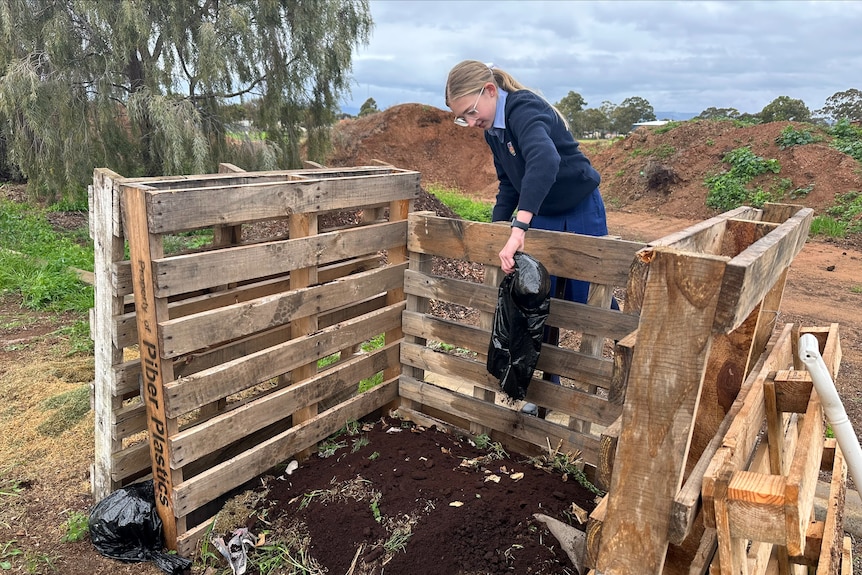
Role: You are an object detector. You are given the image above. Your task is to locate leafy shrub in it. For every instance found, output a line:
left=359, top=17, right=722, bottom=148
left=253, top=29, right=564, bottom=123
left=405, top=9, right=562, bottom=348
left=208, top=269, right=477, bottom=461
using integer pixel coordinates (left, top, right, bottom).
left=775, top=125, right=820, bottom=149
left=829, top=119, right=862, bottom=162
left=705, top=147, right=781, bottom=211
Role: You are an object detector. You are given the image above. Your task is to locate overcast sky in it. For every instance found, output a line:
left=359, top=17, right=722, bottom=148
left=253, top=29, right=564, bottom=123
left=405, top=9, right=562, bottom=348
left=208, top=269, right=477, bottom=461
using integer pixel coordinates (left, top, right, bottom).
left=342, top=0, right=862, bottom=118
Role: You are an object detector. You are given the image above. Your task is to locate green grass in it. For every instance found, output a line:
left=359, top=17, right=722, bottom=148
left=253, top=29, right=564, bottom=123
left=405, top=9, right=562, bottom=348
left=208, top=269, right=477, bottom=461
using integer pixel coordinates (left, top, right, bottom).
left=0, top=197, right=95, bottom=315
left=426, top=184, right=492, bottom=222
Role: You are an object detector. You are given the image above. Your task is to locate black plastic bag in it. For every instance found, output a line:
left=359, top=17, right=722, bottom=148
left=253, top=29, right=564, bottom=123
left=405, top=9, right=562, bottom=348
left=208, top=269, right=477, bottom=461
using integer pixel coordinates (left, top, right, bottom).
left=486, top=252, right=551, bottom=401
left=89, top=480, right=191, bottom=575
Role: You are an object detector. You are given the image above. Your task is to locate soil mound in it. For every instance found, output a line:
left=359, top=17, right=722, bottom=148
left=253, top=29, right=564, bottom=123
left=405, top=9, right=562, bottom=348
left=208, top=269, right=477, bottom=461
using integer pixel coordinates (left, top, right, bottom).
left=329, top=105, right=862, bottom=224
left=329, top=103, right=498, bottom=198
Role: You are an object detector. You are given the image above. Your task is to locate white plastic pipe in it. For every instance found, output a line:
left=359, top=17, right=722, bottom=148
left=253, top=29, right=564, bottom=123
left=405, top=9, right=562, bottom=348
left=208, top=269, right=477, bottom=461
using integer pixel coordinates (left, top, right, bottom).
left=799, top=333, right=862, bottom=491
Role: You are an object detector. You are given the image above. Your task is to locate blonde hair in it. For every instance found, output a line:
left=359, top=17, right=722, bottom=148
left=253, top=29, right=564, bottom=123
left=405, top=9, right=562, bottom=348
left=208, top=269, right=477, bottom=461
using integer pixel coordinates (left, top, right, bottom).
left=445, top=60, right=568, bottom=128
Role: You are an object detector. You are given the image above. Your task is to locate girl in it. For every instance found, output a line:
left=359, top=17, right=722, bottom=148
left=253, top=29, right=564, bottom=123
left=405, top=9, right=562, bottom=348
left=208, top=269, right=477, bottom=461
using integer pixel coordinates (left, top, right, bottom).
left=446, top=60, right=616, bottom=415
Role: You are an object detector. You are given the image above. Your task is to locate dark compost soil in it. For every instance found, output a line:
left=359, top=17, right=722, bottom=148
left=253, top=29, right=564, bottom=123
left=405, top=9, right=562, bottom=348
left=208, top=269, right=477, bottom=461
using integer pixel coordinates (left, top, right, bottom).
left=250, top=417, right=598, bottom=575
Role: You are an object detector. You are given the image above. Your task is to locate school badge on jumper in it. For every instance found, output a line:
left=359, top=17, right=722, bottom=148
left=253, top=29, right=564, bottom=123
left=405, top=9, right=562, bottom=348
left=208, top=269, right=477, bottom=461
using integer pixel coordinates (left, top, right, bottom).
left=507, top=141, right=516, bottom=156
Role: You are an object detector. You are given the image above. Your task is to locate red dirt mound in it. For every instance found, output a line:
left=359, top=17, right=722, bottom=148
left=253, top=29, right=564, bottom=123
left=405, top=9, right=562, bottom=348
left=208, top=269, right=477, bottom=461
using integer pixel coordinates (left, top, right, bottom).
left=329, top=104, right=498, bottom=197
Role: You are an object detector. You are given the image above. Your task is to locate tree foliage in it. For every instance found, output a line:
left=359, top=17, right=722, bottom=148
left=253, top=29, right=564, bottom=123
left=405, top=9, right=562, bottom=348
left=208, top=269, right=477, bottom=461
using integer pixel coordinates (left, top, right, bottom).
left=0, top=0, right=373, bottom=200
left=611, top=96, right=656, bottom=133
left=695, top=107, right=741, bottom=120
left=818, top=88, right=862, bottom=123
left=555, top=90, right=587, bottom=134
left=359, top=97, right=379, bottom=116
left=759, top=96, right=811, bottom=123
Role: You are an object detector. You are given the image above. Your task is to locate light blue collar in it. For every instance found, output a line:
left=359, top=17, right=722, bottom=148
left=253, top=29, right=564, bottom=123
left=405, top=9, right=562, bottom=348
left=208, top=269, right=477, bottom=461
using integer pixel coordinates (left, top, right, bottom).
left=488, top=88, right=508, bottom=141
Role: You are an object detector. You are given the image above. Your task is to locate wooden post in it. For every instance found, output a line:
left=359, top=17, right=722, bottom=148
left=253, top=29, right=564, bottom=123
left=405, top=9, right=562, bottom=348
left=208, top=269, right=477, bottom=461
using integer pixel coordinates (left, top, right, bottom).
left=597, top=248, right=727, bottom=575
left=90, top=168, right=128, bottom=499
left=121, top=184, right=182, bottom=549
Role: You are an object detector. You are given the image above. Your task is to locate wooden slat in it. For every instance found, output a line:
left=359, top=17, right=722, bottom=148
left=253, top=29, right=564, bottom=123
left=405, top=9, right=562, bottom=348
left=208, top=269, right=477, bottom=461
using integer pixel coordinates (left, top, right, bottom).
left=160, top=262, right=406, bottom=358
left=400, top=342, right=621, bottom=426
left=398, top=375, right=602, bottom=465
left=597, top=249, right=727, bottom=575
left=668, top=322, right=783, bottom=545
left=163, top=302, right=405, bottom=418
left=403, top=269, right=639, bottom=339
left=144, top=171, right=419, bottom=233
left=815, top=440, right=847, bottom=575
left=400, top=311, right=615, bottom=389
left=407, top=213, right=645, bottom=286
left=121, top=183, right=181, bottom=548
left=114, top=256, right=382, bottom=348
left=713, top=208, right=813, bottom=332
left=119, top=165, right=405, bottom=190
left=170, top=343, right=400, bottom=466
left=785, top=390, right=824, bottom=556
left=149, top=220, right=407, bottom=297
left=172, top=379, right=400, bottom=518
left=702, top=324, right=796, bottom=527
left=91, top=168, right=129, bottom=499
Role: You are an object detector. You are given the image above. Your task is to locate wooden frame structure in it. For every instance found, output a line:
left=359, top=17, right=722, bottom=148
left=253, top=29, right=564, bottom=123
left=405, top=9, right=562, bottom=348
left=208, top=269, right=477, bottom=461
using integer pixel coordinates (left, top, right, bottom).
left=89, top=164, right=850, bottom=572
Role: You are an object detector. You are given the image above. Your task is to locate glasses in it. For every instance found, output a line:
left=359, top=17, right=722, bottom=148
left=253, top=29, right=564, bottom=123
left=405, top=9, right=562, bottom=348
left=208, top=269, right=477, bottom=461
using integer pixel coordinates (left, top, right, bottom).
left=453, top=87, right=484, bottom=127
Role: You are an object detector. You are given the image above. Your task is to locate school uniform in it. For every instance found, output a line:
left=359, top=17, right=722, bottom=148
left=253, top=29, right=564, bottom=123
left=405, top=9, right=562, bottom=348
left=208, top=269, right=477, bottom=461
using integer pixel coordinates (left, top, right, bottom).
left=485, top=88, right=610, bottom=304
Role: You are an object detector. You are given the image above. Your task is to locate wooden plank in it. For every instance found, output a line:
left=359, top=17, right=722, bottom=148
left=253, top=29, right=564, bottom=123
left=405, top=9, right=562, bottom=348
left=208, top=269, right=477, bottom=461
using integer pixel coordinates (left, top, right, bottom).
left=609, top=330, right=637, bottom=405
left=760, top=203, right=803, bottom=224
left=785, top=391, right=824, bottom=556
left=399, top=375, right=602, bottom=464
left=407, top=213, right=645, bottom=286
left=114, top=256, right=382, bottom=348
left=171, top=342, right=400, bottom=466
left=288, top=211, right=321, bottom=459
left=171, top=378, right=400, bottom=518
left=472, top=263, right=503, bottom=437
left=401, top=311, right=615, bottom=389
left=149, top=219, right=408, bottom=297
left=597, top=249, right=728, bottom=575
left=702, top=324, right=795, bottom=528
left=403, top=269, right=639, bottom=339
left=650, top=206, right=761, bottom=252
left=668, top=323, right=782, bottom=545
left=815, top=440, right=846, bottom=575
left=163, top=302, right=405, bottom=418
left=144, top=171, right=420, bottom=233
left=713, top=208, right=813, bottom=332
left=90, top=168, right=130, bottom=499
left=121, top=183, right=181, bottom=548
left=726, top=471, right=788, bottom=543
left=160, top=262, right=406, bottom=358
left=383, top=198, right=409, bottom=391
left=400, top=342, right=621, bottom=426
left=119, top=165, right=406, bottom=190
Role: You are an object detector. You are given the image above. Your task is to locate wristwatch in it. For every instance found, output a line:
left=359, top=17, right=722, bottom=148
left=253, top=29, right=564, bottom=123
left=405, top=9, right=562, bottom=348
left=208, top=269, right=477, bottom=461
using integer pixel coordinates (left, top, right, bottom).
left=511, top=219, right=529, bottom=232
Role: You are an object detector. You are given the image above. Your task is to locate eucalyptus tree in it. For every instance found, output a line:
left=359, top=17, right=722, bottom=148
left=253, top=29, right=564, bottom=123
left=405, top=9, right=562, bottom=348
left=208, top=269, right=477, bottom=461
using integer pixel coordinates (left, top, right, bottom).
left=759, top=96, right=811, bottom=123
left=818, top=89, right=862, bottom=123
left=0, top=0, right=372, bottom=200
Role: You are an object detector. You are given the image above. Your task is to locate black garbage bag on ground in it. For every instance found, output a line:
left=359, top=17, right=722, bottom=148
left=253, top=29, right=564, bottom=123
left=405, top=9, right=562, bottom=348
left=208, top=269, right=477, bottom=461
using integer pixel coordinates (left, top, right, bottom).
left=88, top=480, right=192, bottom=575
left=487, top=252, right=551, bottom=401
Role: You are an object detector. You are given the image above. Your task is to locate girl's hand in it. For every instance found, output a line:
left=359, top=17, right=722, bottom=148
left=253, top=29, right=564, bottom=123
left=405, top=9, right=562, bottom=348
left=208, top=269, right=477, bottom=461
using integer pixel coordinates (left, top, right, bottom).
left=499, top=228, right=526, bottom=273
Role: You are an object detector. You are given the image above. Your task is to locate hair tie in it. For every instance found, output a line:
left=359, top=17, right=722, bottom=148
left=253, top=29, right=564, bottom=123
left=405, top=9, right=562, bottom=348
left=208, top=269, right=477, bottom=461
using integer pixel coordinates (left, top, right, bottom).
left=484, top=62, right=495, bottom=70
